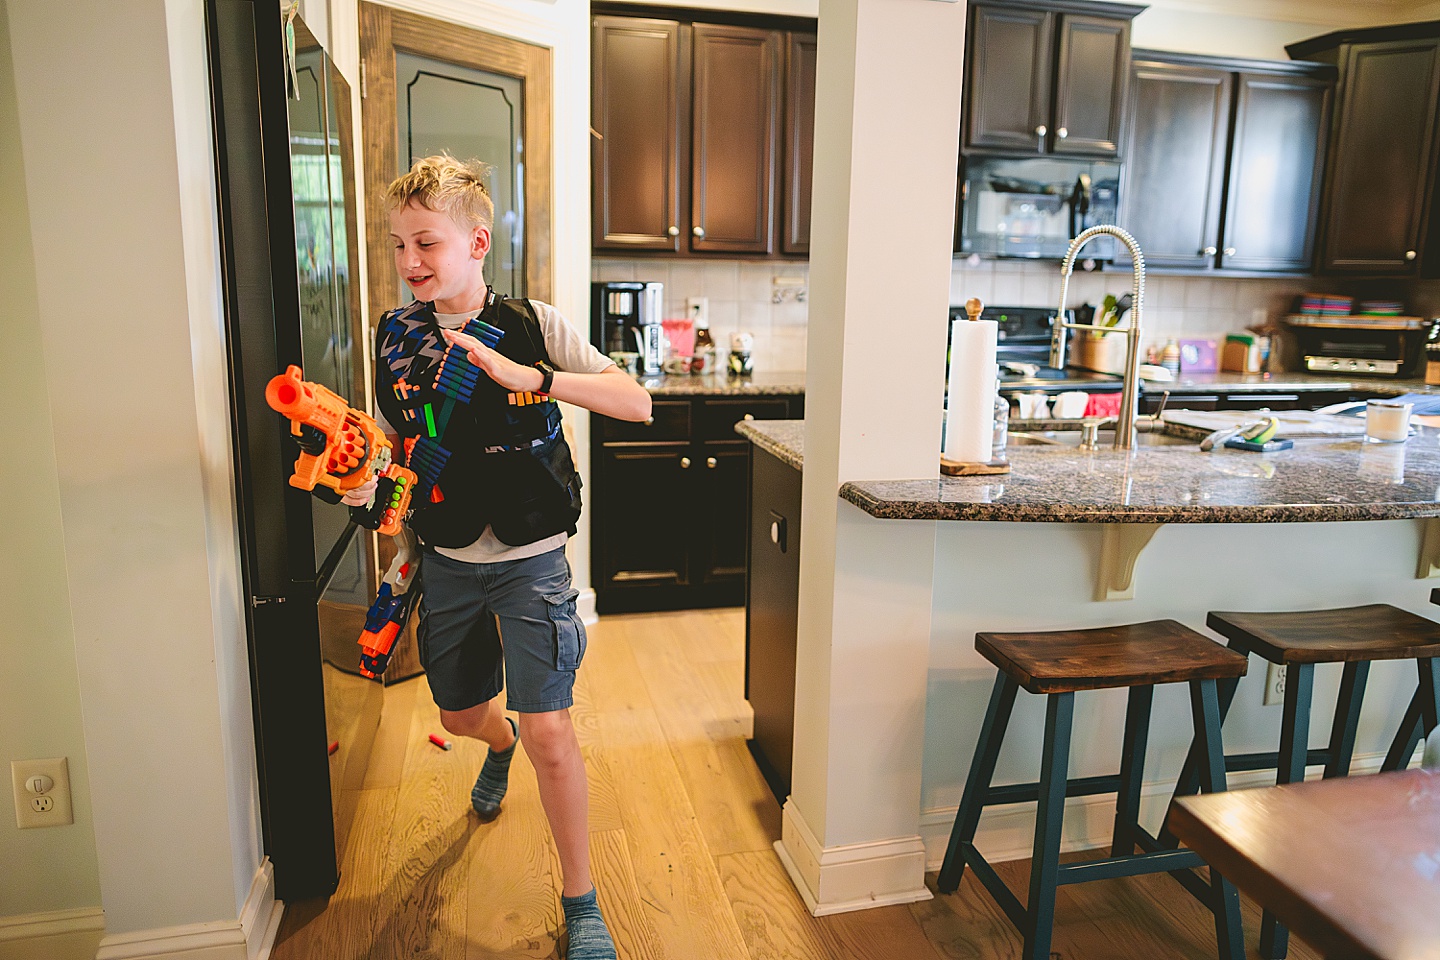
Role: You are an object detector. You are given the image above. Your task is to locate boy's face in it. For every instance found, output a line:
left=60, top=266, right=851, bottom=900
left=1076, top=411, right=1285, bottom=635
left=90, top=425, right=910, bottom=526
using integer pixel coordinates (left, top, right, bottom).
left=390, top=200, right=490, bottom=308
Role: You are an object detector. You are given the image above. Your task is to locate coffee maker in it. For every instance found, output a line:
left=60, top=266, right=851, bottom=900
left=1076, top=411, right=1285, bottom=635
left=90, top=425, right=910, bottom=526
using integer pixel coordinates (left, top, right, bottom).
left=592, top=281, right=665, bottom=374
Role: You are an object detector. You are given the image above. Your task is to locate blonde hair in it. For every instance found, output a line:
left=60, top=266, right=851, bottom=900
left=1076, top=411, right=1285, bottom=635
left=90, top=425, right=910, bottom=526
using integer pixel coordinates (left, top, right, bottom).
left=386, top=154, right=495, bottom=232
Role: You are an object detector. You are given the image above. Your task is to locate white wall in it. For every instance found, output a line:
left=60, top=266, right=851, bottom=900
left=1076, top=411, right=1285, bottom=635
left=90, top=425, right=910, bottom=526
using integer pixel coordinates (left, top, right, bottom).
left=5, top=0, right=260, bottom=945
left=0, top=0, right=103, bottom=924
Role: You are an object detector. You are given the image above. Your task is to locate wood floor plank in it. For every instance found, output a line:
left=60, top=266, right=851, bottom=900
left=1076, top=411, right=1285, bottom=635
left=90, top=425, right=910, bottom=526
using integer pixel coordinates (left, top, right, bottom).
left=667, top=737, right=781, bottom=856
left=364, top=677, right=421, bottom=789
left=718, top=849, right=837, bottom=960
left=590, top=829, right=667, bottom=960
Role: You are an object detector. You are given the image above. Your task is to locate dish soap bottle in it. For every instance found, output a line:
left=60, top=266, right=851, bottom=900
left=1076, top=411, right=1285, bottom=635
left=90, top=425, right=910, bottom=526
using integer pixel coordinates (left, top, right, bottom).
left=692, top=312, right=715, bottom=376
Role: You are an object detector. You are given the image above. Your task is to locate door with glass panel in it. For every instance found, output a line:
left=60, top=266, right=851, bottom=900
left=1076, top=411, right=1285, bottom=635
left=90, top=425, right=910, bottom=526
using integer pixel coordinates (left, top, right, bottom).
left=360, top=3, right=553, bottom=321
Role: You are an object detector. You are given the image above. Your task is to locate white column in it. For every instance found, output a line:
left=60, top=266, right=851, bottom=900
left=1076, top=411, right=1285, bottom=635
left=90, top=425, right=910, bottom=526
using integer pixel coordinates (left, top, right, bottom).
left=779, top=0, right=967, bottom=915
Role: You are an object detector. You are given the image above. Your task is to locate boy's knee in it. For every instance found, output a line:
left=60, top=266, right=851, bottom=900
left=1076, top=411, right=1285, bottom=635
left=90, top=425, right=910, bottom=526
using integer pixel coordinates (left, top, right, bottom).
left=440, top=700, right=495, bottom=737
left=517, top=709, right=574, bottom=762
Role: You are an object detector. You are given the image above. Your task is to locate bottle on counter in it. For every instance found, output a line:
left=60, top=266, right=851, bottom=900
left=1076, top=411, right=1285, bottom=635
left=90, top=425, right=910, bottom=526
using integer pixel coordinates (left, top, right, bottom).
left=692, top=314, right=715, bottom=376
left=1427, top=322, right=1440, bottom=386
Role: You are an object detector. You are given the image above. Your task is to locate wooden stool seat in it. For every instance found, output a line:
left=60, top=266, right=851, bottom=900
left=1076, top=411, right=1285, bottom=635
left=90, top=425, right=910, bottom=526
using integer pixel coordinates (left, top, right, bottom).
left=1207, top=604, right=1440, bottom=664
left=942, top=621, right=1250, bottom=960
left=978, top=620, right=1249, bottom=694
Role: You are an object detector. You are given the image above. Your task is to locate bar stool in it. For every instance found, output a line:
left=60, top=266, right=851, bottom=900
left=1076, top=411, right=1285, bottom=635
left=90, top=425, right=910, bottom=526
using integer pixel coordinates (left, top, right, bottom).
left=1169, top=603, right=1440, bottom=960
left=937, top=620, right=1250, bottom=960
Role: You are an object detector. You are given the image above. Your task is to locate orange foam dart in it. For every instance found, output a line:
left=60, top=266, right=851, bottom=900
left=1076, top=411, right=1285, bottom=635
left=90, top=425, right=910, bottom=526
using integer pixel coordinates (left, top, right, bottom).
left=264, top=364, right=397, bottom=503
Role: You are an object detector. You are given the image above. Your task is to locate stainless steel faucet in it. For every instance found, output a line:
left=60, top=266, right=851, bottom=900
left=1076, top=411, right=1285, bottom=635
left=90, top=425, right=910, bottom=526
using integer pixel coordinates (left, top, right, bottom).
left=1048, top=225, right=1147, bottom=450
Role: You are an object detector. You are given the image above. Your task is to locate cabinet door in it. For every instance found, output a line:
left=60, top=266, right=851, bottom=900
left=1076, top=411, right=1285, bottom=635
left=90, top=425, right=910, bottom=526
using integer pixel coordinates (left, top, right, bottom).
left=596, top=443, right=693, bottom=591
left=691, top=24, right=780, bottom=254
left=1120, top=61, right=1231, bottom=270
left=965, top=5, right=1054, bottom=154
left=1052, top=14, right=1130, bottom=157
left=696, top=440, right=750, bottom=584
left=1221, top=73, right=1331, bottom=273
left=782, top=32, right=817, bottom=255
left=591, top=17, right=685, bottom=252
left=1322, top=38, right=1440, bottom=274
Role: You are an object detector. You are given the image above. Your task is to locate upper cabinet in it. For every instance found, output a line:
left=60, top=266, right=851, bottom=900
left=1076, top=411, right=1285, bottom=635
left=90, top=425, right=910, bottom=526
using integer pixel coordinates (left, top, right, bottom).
left=1289, top=26, right=1440, bottom=276
left=1119, top=52, right=1333, bottom=274
left=963, top=0, right=1143, bottom=158
left=591, top=12, right=816, bottom=258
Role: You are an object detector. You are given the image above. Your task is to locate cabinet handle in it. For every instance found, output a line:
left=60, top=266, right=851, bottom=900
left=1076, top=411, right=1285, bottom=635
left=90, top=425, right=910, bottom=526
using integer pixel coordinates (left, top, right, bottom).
left=680, top=456, right=691, bottom=469
left=742, top=413, right=755, bottom=421
left=1056, top=127, right=1068, bottom=139
left=1203, top=246, right=1217, bottom=256
left=693, top=226, right=706, bottom=239
left=1407, top=250, right=1418, bottom=261
left=644, top=416, right=655, bottom=426
left=770, top=521, right=780, bottom=544
left=1224, top=247, right=1237, bottom=257
left=1034, top=124, right=1047, bottom=137
left=706, top=456, right=718, bottom=469
left=667, top=225, right=679, bottom=237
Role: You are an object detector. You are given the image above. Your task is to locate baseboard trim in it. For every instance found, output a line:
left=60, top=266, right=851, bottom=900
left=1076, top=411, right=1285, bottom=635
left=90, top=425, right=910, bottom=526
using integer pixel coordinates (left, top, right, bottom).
left=95, top=858, right=280, bottom=960
left=0, top=906, right=106, bottom=942
left=776, top=799, right=934, bottom=916
left=577, top=587, right=597, bottom=625
left=920, top=752, right=1393, bottom=869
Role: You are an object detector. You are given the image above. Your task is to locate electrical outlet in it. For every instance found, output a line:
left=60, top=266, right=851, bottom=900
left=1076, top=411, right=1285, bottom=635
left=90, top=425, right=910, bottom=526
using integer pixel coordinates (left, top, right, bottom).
left=686, top=296, right=708, bottom=327
left=1263, top=663, right=1286, bottom=707
left=12, top=758, right=74, bottom=829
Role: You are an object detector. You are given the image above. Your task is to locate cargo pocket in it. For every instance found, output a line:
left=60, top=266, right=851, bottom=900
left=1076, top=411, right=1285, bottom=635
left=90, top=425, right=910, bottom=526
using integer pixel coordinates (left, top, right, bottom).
left=543, top=587, right=585, bottom=671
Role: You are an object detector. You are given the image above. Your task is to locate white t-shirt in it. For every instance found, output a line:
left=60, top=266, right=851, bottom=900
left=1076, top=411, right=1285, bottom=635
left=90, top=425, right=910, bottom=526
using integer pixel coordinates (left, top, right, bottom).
left=377, top=298, right=615, bottom=563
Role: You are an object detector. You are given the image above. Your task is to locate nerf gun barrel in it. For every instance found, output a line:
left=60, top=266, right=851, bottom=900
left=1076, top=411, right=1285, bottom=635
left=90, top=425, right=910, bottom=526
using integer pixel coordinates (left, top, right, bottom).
left=264, top=365, right=417, bottom=535
left=357, top=578, right=420, bottom=678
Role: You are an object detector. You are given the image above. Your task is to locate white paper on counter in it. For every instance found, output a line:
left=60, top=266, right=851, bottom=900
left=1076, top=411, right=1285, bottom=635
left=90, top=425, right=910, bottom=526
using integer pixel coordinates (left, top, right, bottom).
left=945, top=318, right=997, bottom=463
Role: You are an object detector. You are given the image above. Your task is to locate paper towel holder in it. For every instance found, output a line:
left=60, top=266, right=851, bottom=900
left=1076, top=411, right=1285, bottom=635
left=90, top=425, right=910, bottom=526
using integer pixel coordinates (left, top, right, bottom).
left=941, top=296, right=1012, bottom=477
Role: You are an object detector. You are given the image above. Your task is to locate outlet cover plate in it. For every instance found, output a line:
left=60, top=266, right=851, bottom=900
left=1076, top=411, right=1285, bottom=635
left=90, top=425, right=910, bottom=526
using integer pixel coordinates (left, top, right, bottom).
left=1263, top=663, right=1286, bottom=707
left=12, top=757, right=74, bottom=829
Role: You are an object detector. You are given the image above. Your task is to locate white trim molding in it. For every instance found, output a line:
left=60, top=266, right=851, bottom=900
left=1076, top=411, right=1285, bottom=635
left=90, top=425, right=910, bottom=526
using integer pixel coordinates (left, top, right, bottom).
left=95, top=859, right=280, bottom=960
left=0, top=906, right=106, bottom=942
left=775, top=799, right=934, bottom=917
left=577, top=586, right=598, bottom=626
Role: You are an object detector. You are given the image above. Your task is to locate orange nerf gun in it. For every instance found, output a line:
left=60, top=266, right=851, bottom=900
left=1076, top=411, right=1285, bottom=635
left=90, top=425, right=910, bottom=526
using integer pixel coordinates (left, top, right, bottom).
left=264, top=365, right=417, bottom=536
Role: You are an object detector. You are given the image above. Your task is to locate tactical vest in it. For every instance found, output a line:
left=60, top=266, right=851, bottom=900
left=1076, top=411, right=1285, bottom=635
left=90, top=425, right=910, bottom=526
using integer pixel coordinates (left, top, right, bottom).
left=373, top=294, right=582, bottom=549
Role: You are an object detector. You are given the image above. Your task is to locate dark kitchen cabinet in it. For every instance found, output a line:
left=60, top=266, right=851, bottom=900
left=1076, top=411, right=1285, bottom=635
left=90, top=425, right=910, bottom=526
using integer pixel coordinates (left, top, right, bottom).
left=591, top=9, right=814, bottom=259
left=590, top=16, right=686, bottom=253
left=592, top=394, right=804, bottom=613
left=745, top=445, right=802, bottom=802
left=782, top=32, right=817, bottom=254
left=964, top=0, right=1142, bottom=159
left=1288, top=27, right=1440, bottom=276
left=1120, top=52, right=1333, bottom=274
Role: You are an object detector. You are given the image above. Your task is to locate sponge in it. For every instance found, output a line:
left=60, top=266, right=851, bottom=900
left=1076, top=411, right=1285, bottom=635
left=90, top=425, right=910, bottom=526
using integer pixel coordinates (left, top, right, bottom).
left=1240, top=417, right=1280, bottom=445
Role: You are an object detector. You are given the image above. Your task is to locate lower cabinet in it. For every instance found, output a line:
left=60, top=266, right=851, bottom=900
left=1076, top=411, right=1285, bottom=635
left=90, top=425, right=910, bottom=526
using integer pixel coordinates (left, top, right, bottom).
left=591, top=393, right=803, bottom=613
left=745, top=445, right=802, bottom=802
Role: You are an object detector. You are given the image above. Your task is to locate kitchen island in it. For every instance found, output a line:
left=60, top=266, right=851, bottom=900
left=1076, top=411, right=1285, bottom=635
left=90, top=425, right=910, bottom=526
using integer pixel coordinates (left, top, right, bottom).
left=737, top=417, right=1440, bottom=882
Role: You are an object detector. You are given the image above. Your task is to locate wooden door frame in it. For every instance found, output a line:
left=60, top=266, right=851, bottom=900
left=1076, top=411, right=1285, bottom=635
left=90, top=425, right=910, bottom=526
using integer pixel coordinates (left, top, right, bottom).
left=359, top=2, right=552, bottom=321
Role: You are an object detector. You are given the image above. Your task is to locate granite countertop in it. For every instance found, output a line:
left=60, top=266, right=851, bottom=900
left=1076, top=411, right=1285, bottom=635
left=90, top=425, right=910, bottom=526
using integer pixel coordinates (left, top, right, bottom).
left=1143, top=372, right=1438, bottom=396
left=636, top=371, right=805, bottom=396
left=841, top=430, right=1440, bottom=523
left=736, top=419, right=804, bottom=470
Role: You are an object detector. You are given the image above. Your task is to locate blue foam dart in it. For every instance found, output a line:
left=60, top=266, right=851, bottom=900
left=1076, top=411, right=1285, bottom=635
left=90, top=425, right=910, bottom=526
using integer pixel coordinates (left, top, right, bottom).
left=434, top=367, right=480, bottom=391
left=465, top=318, right=505, bottom=348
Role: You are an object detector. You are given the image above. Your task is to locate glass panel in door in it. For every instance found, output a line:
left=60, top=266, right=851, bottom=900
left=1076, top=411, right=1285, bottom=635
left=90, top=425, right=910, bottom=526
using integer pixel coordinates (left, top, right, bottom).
left=395, top=52, right=525, bottom=298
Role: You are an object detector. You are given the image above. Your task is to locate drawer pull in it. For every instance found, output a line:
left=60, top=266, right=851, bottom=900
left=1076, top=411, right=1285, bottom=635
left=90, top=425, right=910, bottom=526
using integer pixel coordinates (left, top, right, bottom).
left=770, top=521, right=780, bottom=543
left=680, top=456, right=692, bottom=469
left=743, top=413, right=755, bottom=421
left=707, top=457, right=717, bottom=469
left=644, top=416, right=655, bottom=426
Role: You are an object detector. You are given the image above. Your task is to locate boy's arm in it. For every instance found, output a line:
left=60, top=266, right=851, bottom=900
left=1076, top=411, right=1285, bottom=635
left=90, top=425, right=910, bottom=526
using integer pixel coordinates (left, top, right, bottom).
left=441, top=327, right=652, bottom=422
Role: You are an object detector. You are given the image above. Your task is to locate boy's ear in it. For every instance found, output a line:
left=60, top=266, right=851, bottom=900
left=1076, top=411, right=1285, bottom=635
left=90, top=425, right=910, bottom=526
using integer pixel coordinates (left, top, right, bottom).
left=470, top=225, right=491, bottom=261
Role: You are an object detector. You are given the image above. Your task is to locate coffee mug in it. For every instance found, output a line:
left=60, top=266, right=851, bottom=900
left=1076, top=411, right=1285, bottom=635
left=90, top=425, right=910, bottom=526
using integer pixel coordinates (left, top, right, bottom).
left=608, top=351, right=640, bottom=375
left=662, top=355, right=693, bottom=375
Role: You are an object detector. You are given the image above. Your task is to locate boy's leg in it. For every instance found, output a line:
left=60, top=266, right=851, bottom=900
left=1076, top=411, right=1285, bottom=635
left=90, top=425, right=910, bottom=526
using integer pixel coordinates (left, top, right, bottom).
left=440, top=698, right=517, bottom=750
left=518, top=708, right=591, bottom=895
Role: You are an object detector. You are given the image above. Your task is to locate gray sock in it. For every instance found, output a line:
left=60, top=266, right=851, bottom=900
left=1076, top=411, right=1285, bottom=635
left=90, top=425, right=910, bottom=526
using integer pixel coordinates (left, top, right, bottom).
left=470, top=716, right=517, bottom=821
left=561, top=888, right=616, bottom=960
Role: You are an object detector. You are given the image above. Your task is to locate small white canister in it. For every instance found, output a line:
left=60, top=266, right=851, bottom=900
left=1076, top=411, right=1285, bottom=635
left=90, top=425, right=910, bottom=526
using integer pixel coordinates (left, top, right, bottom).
left=1365, top=399, right=1412, bottom=443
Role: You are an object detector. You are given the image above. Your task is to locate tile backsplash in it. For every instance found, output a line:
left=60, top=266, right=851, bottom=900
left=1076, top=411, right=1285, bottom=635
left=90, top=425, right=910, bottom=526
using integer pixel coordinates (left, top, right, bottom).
left=593, top=258, right=809, bottom=372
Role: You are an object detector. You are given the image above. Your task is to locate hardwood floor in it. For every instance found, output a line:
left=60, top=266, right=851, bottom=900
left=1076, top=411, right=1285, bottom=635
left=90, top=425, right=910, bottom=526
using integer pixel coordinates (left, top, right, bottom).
left=269, top=608, right=1320, bottom=960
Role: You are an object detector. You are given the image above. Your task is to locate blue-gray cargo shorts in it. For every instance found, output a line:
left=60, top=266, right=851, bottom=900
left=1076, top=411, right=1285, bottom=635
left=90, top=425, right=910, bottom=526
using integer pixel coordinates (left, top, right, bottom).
left=416, top=546, right=586, bottom=714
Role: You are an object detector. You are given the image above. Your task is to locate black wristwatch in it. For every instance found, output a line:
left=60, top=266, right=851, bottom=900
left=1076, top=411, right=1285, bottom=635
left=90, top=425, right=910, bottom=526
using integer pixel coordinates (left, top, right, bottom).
left=535, top=360, right=556, bottom=394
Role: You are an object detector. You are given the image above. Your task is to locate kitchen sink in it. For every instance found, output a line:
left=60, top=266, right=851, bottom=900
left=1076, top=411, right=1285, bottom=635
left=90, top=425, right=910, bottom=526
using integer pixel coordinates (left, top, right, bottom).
left=1008, top=429, right=1196, bottom=448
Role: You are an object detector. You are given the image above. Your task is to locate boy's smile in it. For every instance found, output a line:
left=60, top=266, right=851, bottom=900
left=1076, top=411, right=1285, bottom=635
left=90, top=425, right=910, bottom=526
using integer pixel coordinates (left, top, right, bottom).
left=390, top=200, right=491, bottom=314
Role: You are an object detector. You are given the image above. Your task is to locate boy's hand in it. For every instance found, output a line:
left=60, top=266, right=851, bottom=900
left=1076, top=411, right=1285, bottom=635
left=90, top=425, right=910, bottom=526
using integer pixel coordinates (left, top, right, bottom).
left=341, top=476, right=378, bottom=506
left=441, top=328, right=544, bottom=393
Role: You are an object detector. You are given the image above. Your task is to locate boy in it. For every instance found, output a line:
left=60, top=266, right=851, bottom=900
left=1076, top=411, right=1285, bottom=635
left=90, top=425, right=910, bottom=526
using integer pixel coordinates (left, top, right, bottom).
left=345, top=155, right=650, bottom=959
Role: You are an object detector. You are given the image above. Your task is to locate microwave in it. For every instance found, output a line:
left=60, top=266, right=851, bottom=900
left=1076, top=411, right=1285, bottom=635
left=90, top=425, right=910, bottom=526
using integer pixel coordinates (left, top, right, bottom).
left=956, top=155, right=1120, bottom=261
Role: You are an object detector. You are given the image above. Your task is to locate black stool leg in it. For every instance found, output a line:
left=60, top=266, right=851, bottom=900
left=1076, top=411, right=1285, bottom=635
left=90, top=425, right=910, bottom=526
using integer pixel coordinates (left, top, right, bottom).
left=1112, top=685, right=1153, bottom=857
left=1260, top=662, right=1314, bottom=960
left=938, top=673, right=1019, bottom=893
left=1324, top=661, right=1369, bottom=778
left=1382, top=689, right=1423, bottom=771
left=1171, top=673, right=1242, bottom=801
left=1189, top=679, right=1246, bottom=960
left=1023, top=691, right=1074, bottom=960
left=1420, top=657, right=1440, bottom=736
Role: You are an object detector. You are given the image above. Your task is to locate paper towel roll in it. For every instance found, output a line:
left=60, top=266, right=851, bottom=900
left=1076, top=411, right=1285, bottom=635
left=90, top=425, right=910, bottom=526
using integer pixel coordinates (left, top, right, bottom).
left=945, top=319, right=998, bottom=463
